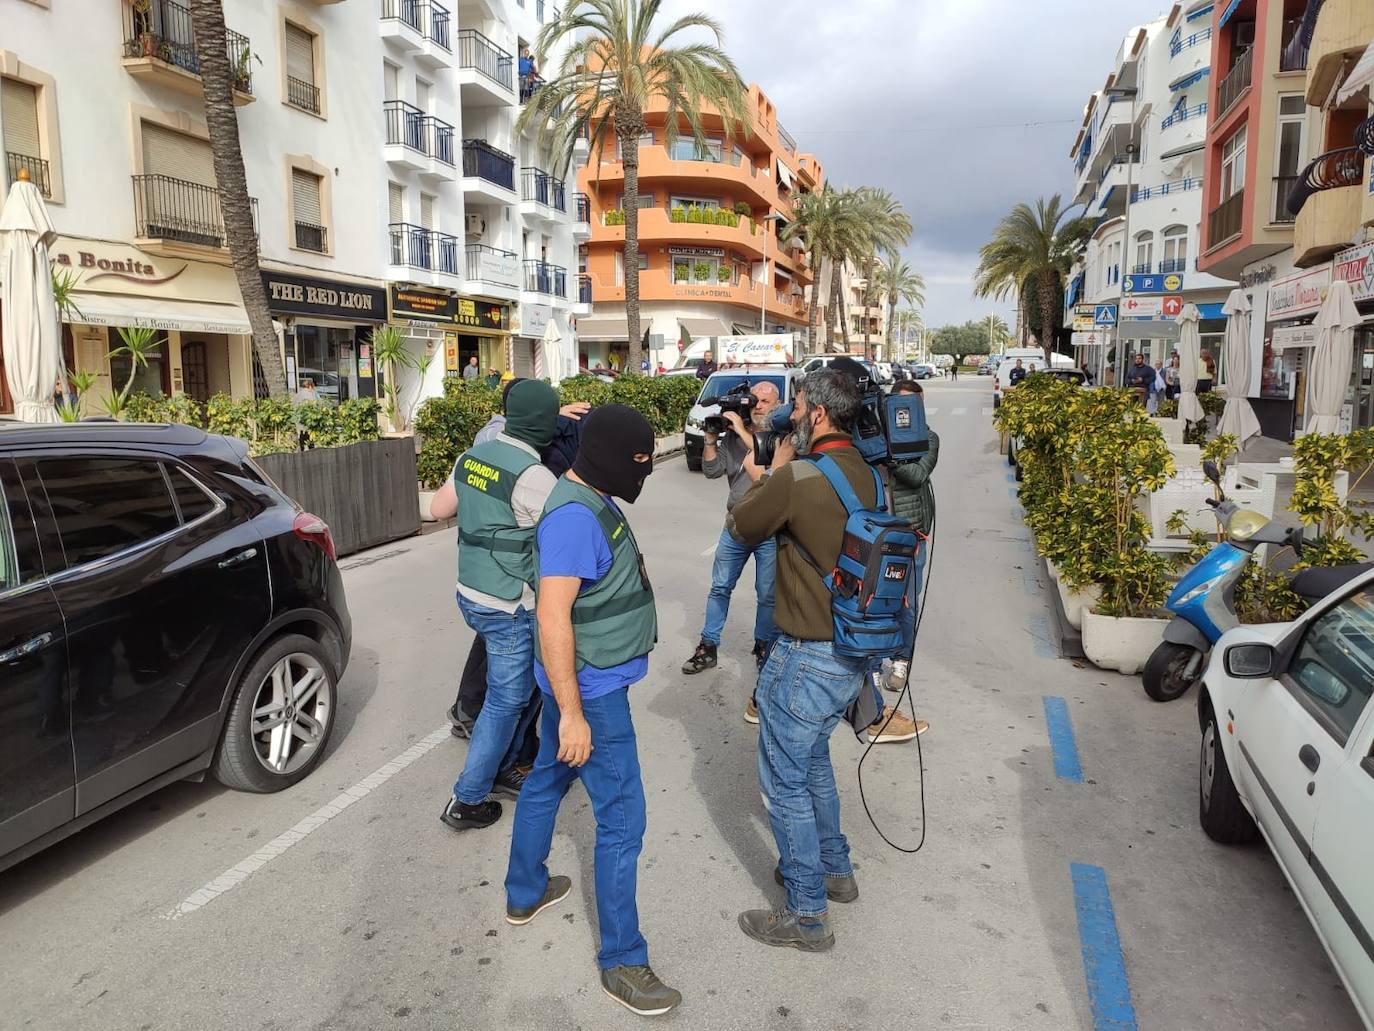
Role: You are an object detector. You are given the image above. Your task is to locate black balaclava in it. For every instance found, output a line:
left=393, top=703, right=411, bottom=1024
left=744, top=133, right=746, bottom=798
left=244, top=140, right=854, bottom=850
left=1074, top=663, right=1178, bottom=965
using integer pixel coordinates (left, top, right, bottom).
left=572, top=404, right=654, bottom=503
left=501, top=376, right=528, bottom=409
left=503, top=379, right=558, bottom=450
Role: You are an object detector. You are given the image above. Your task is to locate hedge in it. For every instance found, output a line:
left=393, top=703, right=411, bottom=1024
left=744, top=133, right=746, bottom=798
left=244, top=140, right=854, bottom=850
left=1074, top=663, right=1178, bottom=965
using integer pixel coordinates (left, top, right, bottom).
left=414, top=374, right=702, bottom=489
left=122, top=391, right=382, bottom=455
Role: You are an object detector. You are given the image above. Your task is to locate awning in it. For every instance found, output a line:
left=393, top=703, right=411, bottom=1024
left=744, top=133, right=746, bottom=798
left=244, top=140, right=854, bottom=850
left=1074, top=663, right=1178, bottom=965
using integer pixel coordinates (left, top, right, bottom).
left=1218, top=0, right=1242, bottom=28
left=1169, top=68, right=1209, bottom=91
left=573, top=315, right=628, bottom=341
left=776, top=162, right=794, bottom=189
left=678, top=317, right=731, bottom=339
left=1186, top=3, right=1214, bottom=22
left=731, top=323, right=756, bottom=336
left=1338, top=42, right=1374, bottom=104
left=71, top=293, right=251, bottom=335
left=1160, top=142, right=1205, bottom=161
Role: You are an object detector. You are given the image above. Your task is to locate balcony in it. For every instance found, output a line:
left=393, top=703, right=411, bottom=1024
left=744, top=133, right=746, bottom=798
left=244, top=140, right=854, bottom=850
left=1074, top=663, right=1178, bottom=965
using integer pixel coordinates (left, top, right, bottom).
left=464, top=243, right=521, bottom=298
left=455, top=29, right=514, bottom=106
left=1157, top=258, right=1189, bottom=274
left=1159, top=103, right=1206, bottom=131
left=287, top=76, right=321, bottom=115
left=131, top=174, right=258, bottom=258
left=1288, top=147, right=1366, bottom=218
left=383, top=100, right=429, bottom=170
left=577, top=273, right=592, bottom=304
left=520, top=72, right=544, bottom=105
left=387, top=223, right=459, bottom=282
left=1215, top=49, right=1253, bottom=122
left=1131, top=177, right=1201, bottom=204
left=520, top=168, right=566, bottom=221
left=121, top=0, right=254, bottom=105
left=1169, top=26, right=1211, bottom=58
left=380, top=0, right=451, bottom=64
left=5, top=153, right=50, bottom=198
left=424, top=116, right=456, bottom=181
left=1307, top=0, right=1374, bottom=104
left=572, top=193, right=591, bottom=239
left=1208, top=190, right=1245, bottom=249
left=1292, top=148, right=1366, bottom=267
left=588, top=144, right=778, bottom=210
left=777, top=123, right=797, bottom=156
left=294, top=221, right=327, bottom=253
left=523, top=259, right=567, bottom=299
left=462, top=139, right=516, bottom=202
left=1280, top=16, right=1312, bottom=73
left=595, top=206, right=767, bottom=261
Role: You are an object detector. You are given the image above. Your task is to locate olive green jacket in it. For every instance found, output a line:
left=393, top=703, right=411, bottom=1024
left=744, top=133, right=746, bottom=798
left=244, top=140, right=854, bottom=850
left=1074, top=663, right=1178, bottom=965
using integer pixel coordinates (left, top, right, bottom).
left=889, top=429, right=939, bottom=535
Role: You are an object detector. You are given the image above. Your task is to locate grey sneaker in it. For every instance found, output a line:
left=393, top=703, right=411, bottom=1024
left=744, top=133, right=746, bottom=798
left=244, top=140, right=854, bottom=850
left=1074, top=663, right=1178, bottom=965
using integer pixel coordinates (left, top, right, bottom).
left=773, top=865, right=859, bottom=904
left=600, top=964, right=682, bottom=1016
left=738, top=907, right=834, bottom=951
left=505, top=874, right=571, bottom=926
left=885, top=659, right=910, bottom=692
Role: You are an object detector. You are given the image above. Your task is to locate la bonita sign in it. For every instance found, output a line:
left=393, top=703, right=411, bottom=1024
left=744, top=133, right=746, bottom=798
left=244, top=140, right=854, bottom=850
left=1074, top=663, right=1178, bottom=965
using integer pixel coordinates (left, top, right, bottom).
left=54, top=249, right=159, bottom=278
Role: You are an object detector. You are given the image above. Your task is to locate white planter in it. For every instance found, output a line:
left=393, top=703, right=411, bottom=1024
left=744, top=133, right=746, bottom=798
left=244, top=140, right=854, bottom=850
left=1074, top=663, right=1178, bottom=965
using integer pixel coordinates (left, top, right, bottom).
left=418, top=489, right=438, bottom=522
left=1056, top=579, right=1102, bottom=631
left=1045, top=557, right=1061, bottom=582
left=1081, top=608, right=1168, bottom=675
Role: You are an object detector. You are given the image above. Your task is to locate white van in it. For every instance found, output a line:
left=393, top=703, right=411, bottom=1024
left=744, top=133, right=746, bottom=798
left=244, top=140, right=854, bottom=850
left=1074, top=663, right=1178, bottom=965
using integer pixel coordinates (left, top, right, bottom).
left=992, top=349, right=1076, bottom=409
left=683, top=365, right=803, bottom=472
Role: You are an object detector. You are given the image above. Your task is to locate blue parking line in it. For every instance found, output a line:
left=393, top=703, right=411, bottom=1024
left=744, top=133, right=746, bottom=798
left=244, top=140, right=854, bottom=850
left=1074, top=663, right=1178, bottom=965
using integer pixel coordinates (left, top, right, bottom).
left=1043, top=696, right=1083, bottom=782
left=1070, top=863, right=1139, bottom=1031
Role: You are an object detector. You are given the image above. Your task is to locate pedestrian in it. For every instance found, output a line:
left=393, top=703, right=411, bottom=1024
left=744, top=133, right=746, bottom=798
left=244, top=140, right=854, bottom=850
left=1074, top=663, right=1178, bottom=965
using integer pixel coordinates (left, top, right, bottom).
left=1125, top=352, right=1153, bottom=402
left=504, top=405, right=681, bottom=1017
left=1165, top=353, right=1180, bottom=400
left=436, top=379, right=560, bottom=832
left=463, top=356, right=479, bottom=382
left=680, top=382, right=781, bottom=714
left=1008, top=358, right=1027, bottom=387
left=655, top=362, right=666, bottom=376
left=518, top=44, right=537, bottom=95
left=696, top=356, right=717, bottom=380
left=293, top=377, right=318, bottom=405
left=485, top=368, right=502, bottom=389
left=949, top=363, right=958, bottom=381
left=1198, top=349, right=1216, bottom=394
left=728, top=369, right=877, bottom=952
left=1079, top=360, right=1094, bottom=385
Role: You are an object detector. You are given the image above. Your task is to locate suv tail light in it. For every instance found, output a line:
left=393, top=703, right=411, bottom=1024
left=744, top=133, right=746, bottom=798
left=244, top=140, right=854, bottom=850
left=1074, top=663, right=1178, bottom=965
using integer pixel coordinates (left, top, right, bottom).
left=293, top=512, right=337, bottom=562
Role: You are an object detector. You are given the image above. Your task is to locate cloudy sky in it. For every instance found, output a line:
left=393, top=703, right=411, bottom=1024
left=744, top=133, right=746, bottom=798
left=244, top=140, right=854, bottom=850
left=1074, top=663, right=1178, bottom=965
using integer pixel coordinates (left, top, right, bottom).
left=659, top=0, right=1173, bottom=330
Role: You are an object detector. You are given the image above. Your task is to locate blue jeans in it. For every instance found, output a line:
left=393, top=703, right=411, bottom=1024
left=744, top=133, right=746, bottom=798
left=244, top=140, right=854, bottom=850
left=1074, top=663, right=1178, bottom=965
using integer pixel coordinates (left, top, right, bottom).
left=505, top=688, right=649, bottom=970
left=453, top=595, right=541, bottom=805
left=756, top=636, right=866, bottom=917
left=700, top=528, right=776, bottom=647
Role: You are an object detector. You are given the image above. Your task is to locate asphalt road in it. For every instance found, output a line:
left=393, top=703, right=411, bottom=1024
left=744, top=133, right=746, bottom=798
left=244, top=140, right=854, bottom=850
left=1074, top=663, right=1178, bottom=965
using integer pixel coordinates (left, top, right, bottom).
left=1, top=376, right=1363, bottom=1030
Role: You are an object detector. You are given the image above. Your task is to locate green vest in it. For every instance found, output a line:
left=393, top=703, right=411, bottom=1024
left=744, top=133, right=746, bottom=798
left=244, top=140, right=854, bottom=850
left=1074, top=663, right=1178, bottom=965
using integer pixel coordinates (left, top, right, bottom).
left=535, top=477, right=658, bottom=671
left=455, top=438, right=541, bottom=600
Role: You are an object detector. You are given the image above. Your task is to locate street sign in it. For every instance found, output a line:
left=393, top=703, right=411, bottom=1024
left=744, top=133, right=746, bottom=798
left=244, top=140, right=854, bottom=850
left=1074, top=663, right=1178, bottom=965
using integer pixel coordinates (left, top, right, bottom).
left=1161, top=295, right=1184, bottom=318
left=1163, top=273, right=1184, bottom=292
left=1121, top=296, right=1163, bottom=318
left=1094, top=304, right=1118, bottom=326
left=1074, top=303, right=1096, bottom=318
left=1072, top=331, right=1105, bottom=348
left=1073, top=316, right=1095, bottom=332
left=1122, top=273, right=1186, bottom=295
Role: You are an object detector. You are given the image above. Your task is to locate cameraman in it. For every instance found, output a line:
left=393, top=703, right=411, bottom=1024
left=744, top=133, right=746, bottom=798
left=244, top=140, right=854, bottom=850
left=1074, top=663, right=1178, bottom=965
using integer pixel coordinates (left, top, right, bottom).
left=681, top=382, right=780, bottom=709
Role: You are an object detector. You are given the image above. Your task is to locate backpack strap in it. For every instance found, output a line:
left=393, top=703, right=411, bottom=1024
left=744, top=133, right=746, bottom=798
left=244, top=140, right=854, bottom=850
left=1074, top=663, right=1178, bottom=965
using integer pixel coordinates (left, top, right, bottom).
left=814, top=453, right=884, bottom=514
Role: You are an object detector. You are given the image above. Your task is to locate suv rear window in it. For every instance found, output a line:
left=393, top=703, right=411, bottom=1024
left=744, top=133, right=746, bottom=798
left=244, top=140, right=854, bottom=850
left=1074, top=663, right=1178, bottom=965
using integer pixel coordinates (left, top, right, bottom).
left=39, top=458, right=180, bottom=567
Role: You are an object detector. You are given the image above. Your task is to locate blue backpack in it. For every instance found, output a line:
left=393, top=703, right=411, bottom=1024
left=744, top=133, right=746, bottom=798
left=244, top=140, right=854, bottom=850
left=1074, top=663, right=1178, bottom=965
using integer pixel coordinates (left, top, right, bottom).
left=792, top=454, right=919, bottom=660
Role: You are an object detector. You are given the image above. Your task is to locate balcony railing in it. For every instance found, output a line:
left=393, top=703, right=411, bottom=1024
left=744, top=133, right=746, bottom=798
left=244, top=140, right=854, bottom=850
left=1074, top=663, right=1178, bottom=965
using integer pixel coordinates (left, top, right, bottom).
left=523, top=259, right=567, bottom=297
left=456, top=29, right=513, bottom=90
left=1287, top=147, right=1366, bottom=219
left=429, top=1, right=451, bottom=50
left=388, top=223, right=458, bottom=274
left=380, top=0, right=450, bottom=48
left=1131, top=263, right=1152, bottom=275
left=777, top=123, right=797, bottom=154
left=465, top=243, right=520, bottom=286
left=1272, top=175, right=1299, bottom=223
left=122, top=0, right=253, bottom=94
left=1131, top=177, right=1201, bottom=203
left=1216, top=49, right=1253, bottom=120
left=1280, top=2, right=1322, bottom=73
left=1208, top=189, right=1245, bottom=247
left=520, top=72, right=544, bottom=104
left=1169, top=26, right=1211, bottom=57
left=5, top=153, right=50, bottom=197
left=131, top=174, right=257, bottom=249
left=295, top=221, right=327, bottom=253
left=287, top=75, right=321, bottom=114
left=575, top=192, right=590, bottom=223
left=429, top=116, right=455, bottom=165
left=665, top=139, right=742, bottom=165
left=381, top=0, right=422, bottom=33
left=384, top=100, right=427, bottom=152
left=577, top=273, right=592, bottom=304
left=1158, top=258, right=1188, bottom=274
left=1159, top=103, right=1206, bottom=129
left=521, top=168, right=566, bottom=211
left=462, top=139, right=515, bottom=190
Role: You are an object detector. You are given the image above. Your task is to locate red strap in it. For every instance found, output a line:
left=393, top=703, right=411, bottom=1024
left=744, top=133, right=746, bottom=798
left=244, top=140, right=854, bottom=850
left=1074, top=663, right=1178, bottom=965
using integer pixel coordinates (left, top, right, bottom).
left=810, top=439, right=851, bottom=454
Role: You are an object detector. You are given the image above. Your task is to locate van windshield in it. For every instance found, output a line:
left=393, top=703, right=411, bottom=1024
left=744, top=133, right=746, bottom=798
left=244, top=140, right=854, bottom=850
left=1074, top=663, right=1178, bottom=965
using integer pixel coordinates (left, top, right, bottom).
left=697, top=373, right=787, bottom=403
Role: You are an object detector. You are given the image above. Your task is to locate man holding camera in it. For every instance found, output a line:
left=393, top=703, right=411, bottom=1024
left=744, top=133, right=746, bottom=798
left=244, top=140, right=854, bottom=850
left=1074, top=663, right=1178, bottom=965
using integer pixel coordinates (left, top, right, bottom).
left=681, top=382, right=780, bottom=704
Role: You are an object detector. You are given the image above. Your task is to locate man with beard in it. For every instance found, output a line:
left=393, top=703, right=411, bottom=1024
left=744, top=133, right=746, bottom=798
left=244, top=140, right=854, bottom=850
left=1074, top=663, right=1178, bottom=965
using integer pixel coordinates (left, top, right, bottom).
left=503, top=406, right=680, bottom=1017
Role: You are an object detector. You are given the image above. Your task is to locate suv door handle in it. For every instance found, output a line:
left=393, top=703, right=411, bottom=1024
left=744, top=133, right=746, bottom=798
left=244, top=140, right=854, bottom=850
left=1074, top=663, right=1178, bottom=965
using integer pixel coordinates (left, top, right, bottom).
left=1299, top=744, right=1321, bottom=773
left=218, top=547, right=259, bottom=570
left=0, top=632, right=56, bottom=664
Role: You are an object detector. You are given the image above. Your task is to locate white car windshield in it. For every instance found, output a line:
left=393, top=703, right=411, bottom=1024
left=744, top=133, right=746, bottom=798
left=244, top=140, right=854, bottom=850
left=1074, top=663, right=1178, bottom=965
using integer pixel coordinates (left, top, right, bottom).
left=697, top=373, right=787, bottom=403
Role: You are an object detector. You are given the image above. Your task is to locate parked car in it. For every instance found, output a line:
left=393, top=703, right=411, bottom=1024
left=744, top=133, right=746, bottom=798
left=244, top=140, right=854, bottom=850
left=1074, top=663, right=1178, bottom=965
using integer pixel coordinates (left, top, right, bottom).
left=978, top=363, right=996, bottom=376
left=872, top=362, right=895, bottom=386
left=1196, top=569, right=1374, bottom=1024
left=912, top=364, right=938, bottom=380
left=0, top=421, right=352, bottom=874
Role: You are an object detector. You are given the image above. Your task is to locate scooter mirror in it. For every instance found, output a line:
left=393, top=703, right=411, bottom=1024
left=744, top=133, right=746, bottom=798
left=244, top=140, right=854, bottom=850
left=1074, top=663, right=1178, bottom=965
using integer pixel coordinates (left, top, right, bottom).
left=1202, top=460, right=1221, bottom=485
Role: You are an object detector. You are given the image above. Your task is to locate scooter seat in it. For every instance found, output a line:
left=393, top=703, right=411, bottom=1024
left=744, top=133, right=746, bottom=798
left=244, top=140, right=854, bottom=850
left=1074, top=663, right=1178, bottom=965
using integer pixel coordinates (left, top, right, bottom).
left=1288, top=562, right=1374, bottom=603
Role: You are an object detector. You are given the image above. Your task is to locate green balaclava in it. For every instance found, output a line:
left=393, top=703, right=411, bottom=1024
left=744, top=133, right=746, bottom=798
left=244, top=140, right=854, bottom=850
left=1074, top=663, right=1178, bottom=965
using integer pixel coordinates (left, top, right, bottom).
left=502, top=379, right=558, bottom=450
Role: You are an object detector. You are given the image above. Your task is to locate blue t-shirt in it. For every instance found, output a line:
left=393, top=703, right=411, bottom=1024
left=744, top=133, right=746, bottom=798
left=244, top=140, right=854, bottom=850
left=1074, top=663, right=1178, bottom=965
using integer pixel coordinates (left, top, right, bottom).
left=533, top=500, right=649, bottom=699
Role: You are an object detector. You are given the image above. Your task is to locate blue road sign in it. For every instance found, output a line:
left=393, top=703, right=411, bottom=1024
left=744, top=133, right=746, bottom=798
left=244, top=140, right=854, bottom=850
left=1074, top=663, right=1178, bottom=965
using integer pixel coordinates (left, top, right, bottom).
left=1123, top=273, right=1185, bottom=295
left=1094, top=304, right=1118, bottom=326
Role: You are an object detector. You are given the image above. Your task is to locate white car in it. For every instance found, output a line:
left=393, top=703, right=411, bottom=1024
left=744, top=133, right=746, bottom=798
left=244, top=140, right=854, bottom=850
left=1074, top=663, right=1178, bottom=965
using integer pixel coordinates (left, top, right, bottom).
left=683, top=366, right=801, bottom=472
left=1198, top=567, right=1374, bottom=1024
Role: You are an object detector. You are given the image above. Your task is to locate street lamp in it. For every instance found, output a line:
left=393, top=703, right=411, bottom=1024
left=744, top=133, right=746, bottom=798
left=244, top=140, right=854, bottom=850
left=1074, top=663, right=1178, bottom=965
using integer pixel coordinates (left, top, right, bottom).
left=1105, top=84, right=1138, bottom=387
left=760, top=212, right=787, bottom=333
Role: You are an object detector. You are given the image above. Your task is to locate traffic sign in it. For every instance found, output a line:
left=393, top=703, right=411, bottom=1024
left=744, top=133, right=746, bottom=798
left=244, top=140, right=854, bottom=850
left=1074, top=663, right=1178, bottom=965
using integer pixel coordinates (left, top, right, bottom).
left=1073, top=316, right=1095, bottom=332
left=1074, top=303, right=1096, bottom=318
left=1094, top=304, right=1118, bottom=326
left=1123, top=273, right=1186, bottom=295
left=1122, top=296, right=1164, bottom=318
left=1161, top=295, right=1184, bottom=318
left=1072, top=331, right=1105, bottom=348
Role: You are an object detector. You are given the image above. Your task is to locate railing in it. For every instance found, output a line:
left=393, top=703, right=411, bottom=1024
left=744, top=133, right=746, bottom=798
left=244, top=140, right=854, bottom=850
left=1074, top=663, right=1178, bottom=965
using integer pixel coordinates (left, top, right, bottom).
left=380, top=0, right=449, bottom=46
left=520, top=72, right=544, bottom=104
left=465, top=243, right=520, bottom=286
left=295, top=221, right=327, bottom=253
left=575, top=192, right=590, bottom=223
left=1131, top=263, right=1152, bottom=275
left=1272, top=175, right=1299, bottom=223
left=388, top=223, right=456, bottom=272
left=456, top=29, right=513, bottom=90
left=1158, top=257, right=1188, bottom=274
left=287, top=75, right=320, bottom=114
left=381, top=0, right=423, bottom=34
left=1208, top=189, right=1245, bottom=246
left=520, top=168, right=565, bottom=210
left=523, top=259, right=566, bottom=297
left=428, top=116, right=455, bottom=165
left=462, top=139, right=515, bottom=190
left=777, top=123, right=797, bottom=154
left=1217, top=49, right=1253, bottom=120
left=577, top=273, right=592, bottom=304
left=1160, top=103, right=1207, bottom=129
left=1097, top=154, right=1129, bottom=186
left=131, top=174, right=257, bottom=249
left=1169, top=26, right=1211, bottom=57
left=1287, top=147, right=1366, bottom=218
left=122, top=0, right=254, bottom=94
left=384, top=100, right=428, bottom=153
left=429, top=1, right=451, bottom=50
left=1281, top=1, right=1323, bottom=73
left=1132, top=177, right=1201, bottom=203
left=665, top=139, right=741, bottom=165
left=6, top=153, right=50, bottom=197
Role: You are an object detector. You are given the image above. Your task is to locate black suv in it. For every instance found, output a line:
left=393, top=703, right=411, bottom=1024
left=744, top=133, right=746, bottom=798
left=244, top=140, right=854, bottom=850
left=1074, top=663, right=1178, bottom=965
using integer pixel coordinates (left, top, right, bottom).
left=0, top=421, right=351, bottom=873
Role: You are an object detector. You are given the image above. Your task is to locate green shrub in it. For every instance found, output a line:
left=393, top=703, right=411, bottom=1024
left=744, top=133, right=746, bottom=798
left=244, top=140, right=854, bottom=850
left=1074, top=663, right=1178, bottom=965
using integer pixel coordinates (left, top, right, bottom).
left=717, top=265, right=732, bottom=283
left=133, top=390, right=380, bottom=456
left=670, top=205, right=686, bottom=223
left=694, top=260, right=711, bottom=281
left=733, top=201, right=751, bottom=217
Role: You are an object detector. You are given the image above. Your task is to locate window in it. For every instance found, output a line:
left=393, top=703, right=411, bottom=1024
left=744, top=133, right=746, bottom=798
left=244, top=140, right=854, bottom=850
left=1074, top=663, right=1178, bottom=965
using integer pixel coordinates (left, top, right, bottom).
left=0, top=478, right=18, bottom=592
left=616, top=132, right=653, bottom=159
left=389, top=181, right=404, bottom=224
left=616, top=193, right=655, bottom=209
left=671, top=253, right=725, bottom=284
left=613, top=251, right=649, bottom=285
left=1289, top=585, right=1374, bottom=742
left=669, top=195, right=720, bottom=211
left=2, top=77, right=47, bottom=197
left=1274, top=94, right=1307, bottom=222
left=420, top=191, right=435, bottom=229
left=1221, top=127, right=1246, bottom=200
left=170, top=467, right=216, bottom=523
left=284, top=22, right=320, bottom=115
left=670, top=137, right=722, bottom=162
left=1162, top=225, right=1188, bottom=270
left=39, top=458, right=181, bottom=567
left=1133, top=232, right=1153, bottom=273
left=292, top=168, right=325, bottom=252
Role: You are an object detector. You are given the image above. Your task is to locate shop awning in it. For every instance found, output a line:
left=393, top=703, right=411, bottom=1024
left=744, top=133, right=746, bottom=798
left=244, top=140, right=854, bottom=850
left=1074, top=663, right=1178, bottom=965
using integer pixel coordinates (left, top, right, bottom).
left=574, top=315, right=628, bottom=341
left=1160, top=142, right=1205, bottom=161
left=731, top=322, right=757, bottom=336
left=71, top=293, right=251, bottom=335
left=678, top=317, right=731, bottom=339
left=776, top=162, right=794, bottom=189
left=1338, top=42, right=1374, bottom=104
left=1169, top=68, right=1209, bottom=92
left=1217, top=0, right=1242, bottom=29
left=1186, top=3, right=1214, bottom=22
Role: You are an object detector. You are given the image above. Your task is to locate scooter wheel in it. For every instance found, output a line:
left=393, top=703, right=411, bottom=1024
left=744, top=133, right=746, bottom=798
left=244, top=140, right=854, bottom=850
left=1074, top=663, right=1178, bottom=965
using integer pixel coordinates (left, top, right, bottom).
left=1142, top=642, right=1201, bottom=702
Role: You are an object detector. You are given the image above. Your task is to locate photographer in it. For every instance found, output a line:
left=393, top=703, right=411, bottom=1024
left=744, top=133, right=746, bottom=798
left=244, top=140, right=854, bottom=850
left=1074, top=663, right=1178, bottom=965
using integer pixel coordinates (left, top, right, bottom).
left=681, top=382, right=780, bottom=710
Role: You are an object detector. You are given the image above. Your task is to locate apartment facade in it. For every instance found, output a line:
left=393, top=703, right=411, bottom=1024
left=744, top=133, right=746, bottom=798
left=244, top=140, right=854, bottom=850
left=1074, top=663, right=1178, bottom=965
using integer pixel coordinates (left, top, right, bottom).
left=1066, top=4, right=1236, bottom=380
left=575, top=83, right=821, bottom=370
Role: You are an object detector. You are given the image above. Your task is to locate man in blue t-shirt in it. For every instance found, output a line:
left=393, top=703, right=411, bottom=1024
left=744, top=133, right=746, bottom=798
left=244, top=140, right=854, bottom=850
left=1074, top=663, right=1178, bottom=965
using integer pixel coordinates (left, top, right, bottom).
left=503, top=406, right=681, bottom=1018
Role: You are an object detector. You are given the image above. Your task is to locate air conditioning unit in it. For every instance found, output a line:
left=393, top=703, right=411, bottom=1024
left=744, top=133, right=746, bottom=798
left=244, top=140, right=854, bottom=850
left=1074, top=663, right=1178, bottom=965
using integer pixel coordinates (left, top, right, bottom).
left=465, top=213, right=486, bottom=239
left=1234, top=21, right=1255, bottom=49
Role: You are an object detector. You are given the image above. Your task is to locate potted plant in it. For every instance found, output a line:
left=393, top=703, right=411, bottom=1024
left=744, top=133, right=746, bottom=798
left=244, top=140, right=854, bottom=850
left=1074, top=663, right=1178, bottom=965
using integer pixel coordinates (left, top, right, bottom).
left=673, top=262, right=689, bottom=283
left=693, top=260, right=711, bottom=282
left=716, top=265, right=731, bottom=284
left=733, top=201, right=751, bottom=217
left=670, top=205, right=686, bottom=223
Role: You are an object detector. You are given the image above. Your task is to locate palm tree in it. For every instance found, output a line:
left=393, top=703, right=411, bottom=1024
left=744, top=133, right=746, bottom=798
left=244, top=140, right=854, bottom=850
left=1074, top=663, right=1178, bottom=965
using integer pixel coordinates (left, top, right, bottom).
left=973, top=195, right=1094, bottom=366
left=188, top=0, right=286, bottom=398
left=874, top=259, right=925, bottom=359
left=852, top=188, right=913, bottom=360
left=521, top=0, right=749, bottom=373
left=984, top=314, right=1012, bottom=351
left=783, top=185, right=856, bottom=353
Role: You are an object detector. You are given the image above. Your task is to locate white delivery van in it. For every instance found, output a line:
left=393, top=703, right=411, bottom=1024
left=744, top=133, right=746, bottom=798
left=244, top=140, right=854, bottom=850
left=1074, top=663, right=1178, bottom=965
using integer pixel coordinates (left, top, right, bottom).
left=992, top=348, right=1076, bottom=409
left=683, top=364, right=803, bottom=472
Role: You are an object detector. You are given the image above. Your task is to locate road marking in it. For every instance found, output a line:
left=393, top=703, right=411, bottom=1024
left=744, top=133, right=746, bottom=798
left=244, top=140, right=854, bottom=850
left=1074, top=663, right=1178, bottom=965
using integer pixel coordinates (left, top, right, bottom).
left=1043, top=696, right=1084, bottom=782
left=925, top=407, right=939, bottom=415
left=1070, top=863, right=1139, bottom=1031
left=983, top=406, right=993, bottom=416
left=952, top=407, right=967, bottom=416
left=163, top=724, right=453, bottom=920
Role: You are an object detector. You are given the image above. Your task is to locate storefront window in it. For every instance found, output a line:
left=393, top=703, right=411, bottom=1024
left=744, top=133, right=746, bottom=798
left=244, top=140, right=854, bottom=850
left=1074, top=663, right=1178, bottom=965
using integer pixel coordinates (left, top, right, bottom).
left=294, top=325, right=356, bottom=404
left=110, top=341, right=169, bottom=399
left=672, top=256, right=725, bottom=284
left=1354, top=326, right=1374, bottom=431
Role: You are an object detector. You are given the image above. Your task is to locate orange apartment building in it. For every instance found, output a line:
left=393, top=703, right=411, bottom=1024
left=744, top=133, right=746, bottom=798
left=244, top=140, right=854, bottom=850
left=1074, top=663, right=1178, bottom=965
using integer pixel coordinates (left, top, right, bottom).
left=573, top=83, right=822, bottom=369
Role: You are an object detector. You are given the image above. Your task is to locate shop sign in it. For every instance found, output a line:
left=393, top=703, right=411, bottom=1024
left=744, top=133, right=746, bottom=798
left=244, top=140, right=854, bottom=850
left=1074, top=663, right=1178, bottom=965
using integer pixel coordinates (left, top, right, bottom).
left=53, top=247, right=171, bottom=283
left=676, top=287, right=733, bottom=299
left=444, top=333, right=461, bottom=371
left=1073, top=303, right=1096, bottom=318
left=1268, top=265, right=1331, bottom=320
left=1272, top=324, right=1319, bottom=350
left=668, top=246, right=726, bottom=258
left=475, top=249, right=520, bottom=288
left=1071, top=331, right=1106, bottom=348
left=520, top=303, right=552, bottom=338
left=1334, top=243, right=1374, bottom=303
left=1121, top=296, right=1162, bottom=318
left=1123, top=273, right=1183, bottom=295
left=391, top=285, right=457, bottom=323
left=262, top=270, right=386, bottom=322
left=1239, top=263, right=1279, bottom=289
left=46, top=236, right=242, bottom=306
left=456, top=297, right=509, bottom=332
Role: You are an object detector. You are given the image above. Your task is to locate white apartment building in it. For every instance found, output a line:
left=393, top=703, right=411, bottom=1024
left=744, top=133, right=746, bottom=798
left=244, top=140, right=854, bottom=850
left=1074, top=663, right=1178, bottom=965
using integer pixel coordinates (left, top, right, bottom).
left=0, top=0, right=578, bottom=416
left=1066, top=3, right=1236, bottom=377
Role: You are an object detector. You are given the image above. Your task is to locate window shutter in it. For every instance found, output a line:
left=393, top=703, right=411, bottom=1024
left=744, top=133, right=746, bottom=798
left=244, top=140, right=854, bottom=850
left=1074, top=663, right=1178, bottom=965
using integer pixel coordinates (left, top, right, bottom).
left=420, top=193, right=434, bottom=229
left=140, top=122, right=216, bottom=186
left=292, top=169, right=322, bottom=225
left=388, top=182, right=403, bottom=223
left=285, top=24, right=315, bottom=84
left=2, top=78, right=42, bottom=157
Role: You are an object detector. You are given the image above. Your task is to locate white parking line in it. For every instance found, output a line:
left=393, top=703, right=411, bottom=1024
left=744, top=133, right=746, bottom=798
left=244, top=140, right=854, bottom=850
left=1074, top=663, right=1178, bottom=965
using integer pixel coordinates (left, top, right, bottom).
left=952, top=407, right=967, bottom=416
left=983, top=406, right=993, bottom=416
left=925, top=407, right=939, bottom=415
left=163, top=724, right=453, bottom=920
